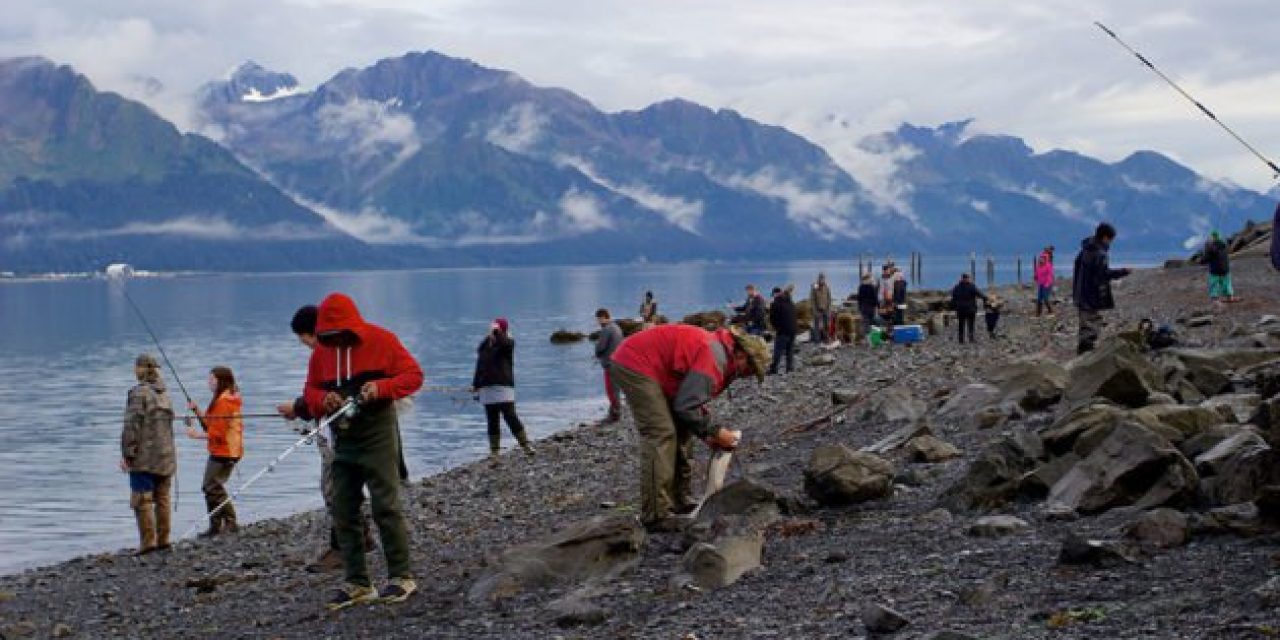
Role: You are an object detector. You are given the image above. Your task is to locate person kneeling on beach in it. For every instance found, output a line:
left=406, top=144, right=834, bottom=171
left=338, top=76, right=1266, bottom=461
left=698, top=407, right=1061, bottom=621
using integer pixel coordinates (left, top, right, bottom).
left=120, top=353, right=177, bottom=555
left=302, top=293, right=423, bottom=611
left=185, top=366, right=244, bottom=538
left=608, top=324, right=767, bottom=532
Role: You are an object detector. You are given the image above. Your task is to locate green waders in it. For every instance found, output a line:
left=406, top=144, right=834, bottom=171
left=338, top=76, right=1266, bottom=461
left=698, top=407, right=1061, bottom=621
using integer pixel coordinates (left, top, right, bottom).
left=331, top=404, right=412, bottom=587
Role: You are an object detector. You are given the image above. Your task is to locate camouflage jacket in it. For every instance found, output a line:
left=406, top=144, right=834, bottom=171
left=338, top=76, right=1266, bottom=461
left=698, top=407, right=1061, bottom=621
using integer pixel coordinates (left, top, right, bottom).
left=121, top=380, right=177, bottom=476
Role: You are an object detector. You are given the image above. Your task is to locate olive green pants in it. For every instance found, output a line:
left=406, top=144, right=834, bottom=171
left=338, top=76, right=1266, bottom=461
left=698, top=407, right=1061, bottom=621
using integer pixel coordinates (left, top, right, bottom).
left=331, top=407, right=411, bottom=587
left=610, top=364, right=694, bottom=525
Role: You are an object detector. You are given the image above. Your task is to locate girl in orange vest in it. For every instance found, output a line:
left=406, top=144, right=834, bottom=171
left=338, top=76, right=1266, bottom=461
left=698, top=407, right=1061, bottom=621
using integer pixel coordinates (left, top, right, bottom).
left=185, top=366, right=244, bottom=537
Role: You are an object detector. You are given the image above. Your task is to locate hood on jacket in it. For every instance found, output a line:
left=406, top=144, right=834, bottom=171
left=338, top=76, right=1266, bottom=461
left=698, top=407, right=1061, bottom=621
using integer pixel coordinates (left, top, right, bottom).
left=316, top=293, right=369, bottom=343
left=1081, top=235, right=1108, bottom=253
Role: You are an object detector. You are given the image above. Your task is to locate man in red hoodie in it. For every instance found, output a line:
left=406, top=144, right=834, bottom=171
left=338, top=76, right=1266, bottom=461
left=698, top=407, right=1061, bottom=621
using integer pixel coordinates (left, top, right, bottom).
left=303, top=293, right=423, bottom=610
left=609, top=324, right=767, bottom=531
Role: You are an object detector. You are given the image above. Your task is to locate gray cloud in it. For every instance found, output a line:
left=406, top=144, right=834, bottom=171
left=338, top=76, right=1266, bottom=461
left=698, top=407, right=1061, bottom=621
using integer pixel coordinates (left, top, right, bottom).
left=2, top=0, right=1278, bottom=192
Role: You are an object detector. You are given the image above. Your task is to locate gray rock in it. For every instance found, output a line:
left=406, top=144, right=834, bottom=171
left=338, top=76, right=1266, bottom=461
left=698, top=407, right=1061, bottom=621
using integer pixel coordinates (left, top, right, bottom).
left=805, top=445, right=895, bottom=506
left=1040, top=403, right=1128, bottom=457
left=1254, top=485, right=1280, bottom=521
left=861, top=603, right=910, bottom=633
left=691, top=479, right=782, bottom=532
left=548, top=591, right=610, bottom=627
left=867, top=385, right=927, bottom=423
left=807, top=353, right=836, bottom=367
left=681, top=531, right=763, bottom=589
left=1194, top=502, right=1266, bottom=537
left=1166, top=350, right=1234, bottom=397
left=1058, top=532, right=1134, bottom=566
left=468, top=516, right=645, bottom=602
left=1066, top=338, right=1164, bottom=408
left=1196, top=432, right=1276, bottom=506
left=1251, top=576, right=1280, bottom=609
left=862, top=421, right=933, bottom=455
left=905, top=435, right=962, bottom=463
left=1017, top=453, right=1080, bottom=500
left=989, top=357, right=1068, bottom=411
left=956, top=571, right=1009, bottom=607
left=967, top=515, right=1030, bottom=537
left=1186, top=315, right=1213, bottom=328
left=832, top=389, right=861, bottom=406
left=1046, top=422, right=1198, bottom=514
left=936, top=383, right=1000, bottom=418
left=1145, top=392, right=1178, bottom=406
left=974, top=406, right=1009, bottom=430
left=1201, top=393, right=1262, bottom=423
left=1124, top=508, right=1189, bottom=548
left=939, top=428, right=1045, bottom=511
left=1131, top=405, right=1224, bottom=443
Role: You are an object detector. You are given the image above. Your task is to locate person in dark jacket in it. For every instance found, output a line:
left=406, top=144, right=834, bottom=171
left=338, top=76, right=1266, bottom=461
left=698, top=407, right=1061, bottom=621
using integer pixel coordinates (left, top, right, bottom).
left=891, top=268, right=908, bottom=326
left=1072, top=223, right=1132, bottom=354
left=1204, top=231, right=1239, bottom=302
left=984, top=294, right=1003, bottom=338
left=472, top=318, right=534, bottom=461
left=734, top=285, right=768, bottom=335
left=594, top=308, right=625, bottom=423
left=856, top=273, right=879, bottom=340
left=950, top=273, right=987, bottom=344
left=768, top=286, right=798, bottom=374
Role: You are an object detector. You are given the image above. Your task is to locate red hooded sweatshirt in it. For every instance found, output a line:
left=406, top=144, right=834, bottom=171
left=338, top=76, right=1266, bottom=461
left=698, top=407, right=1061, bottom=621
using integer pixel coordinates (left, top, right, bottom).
left=609, top=324, right=739, bottom=439
left=303, top=293, right=423, bottom=419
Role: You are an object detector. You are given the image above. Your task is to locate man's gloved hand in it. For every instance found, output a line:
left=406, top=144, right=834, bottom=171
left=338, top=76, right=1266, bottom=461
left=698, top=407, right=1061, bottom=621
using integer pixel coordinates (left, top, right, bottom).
left=359, top=381, right=379, bottom=403
left=322, top=392, right=345, bottom=414
left=705, top=428, right=741, bottom=451
left=276, top=402, right=297, bottom=420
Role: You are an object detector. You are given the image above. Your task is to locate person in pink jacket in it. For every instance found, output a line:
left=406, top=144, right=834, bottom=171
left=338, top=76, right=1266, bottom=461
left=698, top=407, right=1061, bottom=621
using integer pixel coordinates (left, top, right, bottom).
left=1034, top=248, right=1056, bottom=316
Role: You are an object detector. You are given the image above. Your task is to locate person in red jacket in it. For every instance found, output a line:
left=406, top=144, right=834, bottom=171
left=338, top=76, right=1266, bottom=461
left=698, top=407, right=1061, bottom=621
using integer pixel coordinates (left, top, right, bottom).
left=302, top=293, right=424, bottom=611
left=185, top=366, right=243, bottom=538
left=609, top=324, right=768, bottom=531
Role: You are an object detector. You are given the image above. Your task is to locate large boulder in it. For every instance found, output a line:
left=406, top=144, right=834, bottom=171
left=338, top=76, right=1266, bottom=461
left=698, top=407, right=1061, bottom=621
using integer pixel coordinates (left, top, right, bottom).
left=681, top=310, right=727, bottom=330
left=1125, top=508, right=1189, bottom=548
left=692, top=479, right=782, bottom=532
left=1046, top=422, right=1198, bottom=514
left=867, top=385, right=927, bottom=423
left=939, top=429, right=1045, bottom=511
left=1065, top=338, right=1164, bottom=408
left=1131, top=405, right=1224, bottom=443
left=1196, top=432, right=1277, bottom=506
left=989, top=358, right=1069, bottom=412
left=1040, top=403, right=1129, bottom=456
left=804, top=446, right=895, bottom=506
left=469, top=516, right=645, bottom=602
left=1163, top=350, right=1232, bottom=397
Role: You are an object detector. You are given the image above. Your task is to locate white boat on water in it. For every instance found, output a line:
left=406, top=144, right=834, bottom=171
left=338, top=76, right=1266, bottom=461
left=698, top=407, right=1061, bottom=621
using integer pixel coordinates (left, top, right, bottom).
left=104, top=263, right=134, bottom=279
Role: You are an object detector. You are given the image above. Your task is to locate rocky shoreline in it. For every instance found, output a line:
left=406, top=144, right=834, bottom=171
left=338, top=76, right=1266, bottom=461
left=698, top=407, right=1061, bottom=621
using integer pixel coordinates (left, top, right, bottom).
left=4, top=255, right=1280, bottom=639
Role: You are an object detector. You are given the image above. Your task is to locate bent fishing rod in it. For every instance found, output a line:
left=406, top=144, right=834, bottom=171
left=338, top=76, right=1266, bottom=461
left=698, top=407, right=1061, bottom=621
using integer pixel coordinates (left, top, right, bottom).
left=1095, top=21, right=1280, bottom=179
left=178, top=397, right=361, bottom=542
left=114, top=283, right=200, bottom=409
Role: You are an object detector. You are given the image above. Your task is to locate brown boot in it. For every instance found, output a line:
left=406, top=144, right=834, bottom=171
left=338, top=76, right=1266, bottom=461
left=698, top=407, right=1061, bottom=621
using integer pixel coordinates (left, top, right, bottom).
left=221, top=503, right=239, bottom=534
left=153, top=487, right=172, bottom=551
left=131, top=492, right=157, bottom=555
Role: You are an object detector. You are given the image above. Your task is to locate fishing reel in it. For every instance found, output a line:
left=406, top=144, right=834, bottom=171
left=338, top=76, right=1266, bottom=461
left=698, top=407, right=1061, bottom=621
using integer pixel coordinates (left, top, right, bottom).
left=329, top=397, right=362, bottom=432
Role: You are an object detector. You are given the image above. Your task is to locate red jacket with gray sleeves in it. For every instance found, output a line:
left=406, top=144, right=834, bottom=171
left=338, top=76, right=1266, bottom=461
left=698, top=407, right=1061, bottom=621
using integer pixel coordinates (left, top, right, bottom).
left=609, top=324, right=736, bottom=439
left=303, top=293, right=423, bottom=419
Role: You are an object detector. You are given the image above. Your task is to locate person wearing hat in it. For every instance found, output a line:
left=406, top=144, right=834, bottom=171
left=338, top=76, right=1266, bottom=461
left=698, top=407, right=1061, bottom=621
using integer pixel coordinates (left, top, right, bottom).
left=608, top=324, right=765, bottom=531
left=1203, top=231, right=1239, bottom=303
left=809, top=273, right=833, bottom=344
left=120, top=353, right=177, bottom=555
left=472, top=317, right=535, bottom=461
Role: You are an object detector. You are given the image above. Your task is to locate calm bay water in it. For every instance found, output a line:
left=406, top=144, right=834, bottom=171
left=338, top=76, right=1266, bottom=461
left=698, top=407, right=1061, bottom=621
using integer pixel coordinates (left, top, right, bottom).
left=0, top=255, right=1161, bottom=573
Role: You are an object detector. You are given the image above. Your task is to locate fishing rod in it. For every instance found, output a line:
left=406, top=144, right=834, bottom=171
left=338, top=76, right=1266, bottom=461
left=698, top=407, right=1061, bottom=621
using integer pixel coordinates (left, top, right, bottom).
left=1095, top=21, right=1280, bottom=179
left=115, top=284, right=198, bottom=409
left=179, top=397, right=360, bottom=542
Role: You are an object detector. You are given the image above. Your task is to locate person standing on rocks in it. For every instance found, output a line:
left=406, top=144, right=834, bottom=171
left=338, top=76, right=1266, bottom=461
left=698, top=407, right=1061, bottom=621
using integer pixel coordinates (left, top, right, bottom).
left=734, top=285, right=768, bottom=336
left=639, top=291, right=659, bottom=326
left=769, top=286, right=798, bottom=374
left=810, top=273, right=833, bottom=344
left=984, top=294, right=1004, bottom=339
left=120, top=353, right=177, bottom=555
left=1072, top=223, right=1132, bottom=354
left=184, top=366, right=244, bottom=538
left=950, top=273, right=987, bottom=344
left=473, top=318, right=535, bottom=462
left=277, top=305, right=375, bottom=574
left=892, top=267, right=909, bottom=327
left=1035, top=251, right=1055, bottom=316
left=1204, top=231, right=1239, bottom=303
left=302, top=293, right=423, bottom=610
left=594, top=308, right=624, bottom=424
left=609, top=324, right=766, bottom=531
left=857, top=273, right=879, bottom=341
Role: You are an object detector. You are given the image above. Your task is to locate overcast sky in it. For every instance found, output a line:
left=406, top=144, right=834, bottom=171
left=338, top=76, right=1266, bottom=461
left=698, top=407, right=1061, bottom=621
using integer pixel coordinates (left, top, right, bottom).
left=4, top=0, right=1279, bottom=191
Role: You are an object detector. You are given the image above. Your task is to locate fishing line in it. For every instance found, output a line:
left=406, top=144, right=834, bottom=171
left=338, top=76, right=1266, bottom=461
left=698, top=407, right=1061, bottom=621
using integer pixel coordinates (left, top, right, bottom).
left=1095, top=21, right=1280, bottom=180
left=114, top=282, right=198, bottom=408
